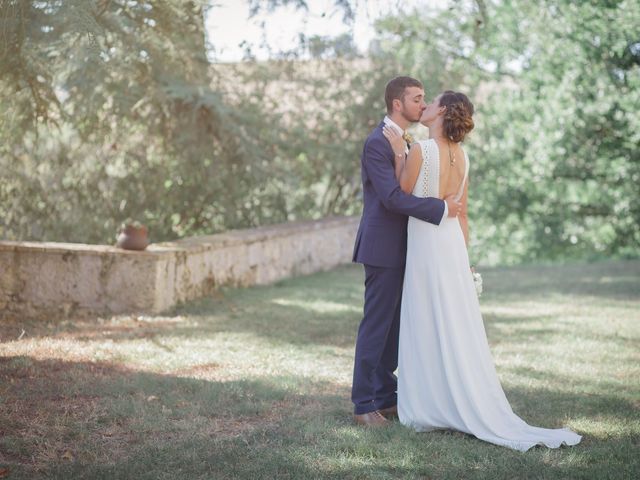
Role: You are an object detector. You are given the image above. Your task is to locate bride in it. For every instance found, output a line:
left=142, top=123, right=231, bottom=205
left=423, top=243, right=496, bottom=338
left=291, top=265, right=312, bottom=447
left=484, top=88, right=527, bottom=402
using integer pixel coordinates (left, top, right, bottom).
left=383, top=90, right=582, bottom=452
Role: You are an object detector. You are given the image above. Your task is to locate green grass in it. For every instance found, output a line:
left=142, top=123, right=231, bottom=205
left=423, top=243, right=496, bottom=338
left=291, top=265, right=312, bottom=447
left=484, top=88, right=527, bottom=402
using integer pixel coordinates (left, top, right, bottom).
left=1, top=260, right=639, bottom=479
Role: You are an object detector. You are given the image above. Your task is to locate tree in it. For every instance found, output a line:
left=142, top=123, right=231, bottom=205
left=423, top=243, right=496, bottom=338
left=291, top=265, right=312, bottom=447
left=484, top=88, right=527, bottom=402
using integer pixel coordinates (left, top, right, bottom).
left=0, top=1, right=282, bottom=241
left=1, top=0, right=638, bottom=264
left=468, top=0, right=640, bottom=262
left=371, top=0, right=640, bottom=263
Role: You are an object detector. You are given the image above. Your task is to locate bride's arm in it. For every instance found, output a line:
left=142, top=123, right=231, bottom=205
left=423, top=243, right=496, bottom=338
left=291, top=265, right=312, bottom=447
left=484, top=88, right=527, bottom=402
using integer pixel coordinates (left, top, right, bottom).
left=398, top=145, right=422, bottom=194
left=382, top=127, right=422, bottom=193
left=458, top=179, right=469, bottom=246
left=382, top=125, right=407, bottom=181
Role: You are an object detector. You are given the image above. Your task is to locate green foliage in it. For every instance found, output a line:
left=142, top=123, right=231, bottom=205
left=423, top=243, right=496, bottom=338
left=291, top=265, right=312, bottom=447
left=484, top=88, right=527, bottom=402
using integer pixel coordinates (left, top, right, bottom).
left=2, top=0, right=228, bottom=242
left=372, top=0, right=640, bottom=264
left=467, top=0, right=640, bottom=263
left=0, top=0, right=638, bottom=263
left=0, top=0, right=368, bottom=243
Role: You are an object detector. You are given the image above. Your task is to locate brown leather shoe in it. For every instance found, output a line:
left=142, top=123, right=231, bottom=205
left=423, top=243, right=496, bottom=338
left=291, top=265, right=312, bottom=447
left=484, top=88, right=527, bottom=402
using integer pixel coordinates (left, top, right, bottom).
left=378, top=405, right=398, bottom=419
left=353, top=410, right=389, bottom=427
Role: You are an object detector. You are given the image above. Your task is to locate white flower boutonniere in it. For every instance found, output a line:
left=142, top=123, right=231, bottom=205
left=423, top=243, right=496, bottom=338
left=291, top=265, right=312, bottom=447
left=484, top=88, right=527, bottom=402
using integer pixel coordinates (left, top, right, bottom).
left=402, top=132, right=415, bottom=145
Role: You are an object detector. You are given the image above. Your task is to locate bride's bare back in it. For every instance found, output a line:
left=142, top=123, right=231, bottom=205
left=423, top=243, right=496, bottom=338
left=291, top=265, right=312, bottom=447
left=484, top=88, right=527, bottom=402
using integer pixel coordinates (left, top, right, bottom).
left=435, top=140, right=466, bottom=200
left=396, top=139, right=469, bottom=245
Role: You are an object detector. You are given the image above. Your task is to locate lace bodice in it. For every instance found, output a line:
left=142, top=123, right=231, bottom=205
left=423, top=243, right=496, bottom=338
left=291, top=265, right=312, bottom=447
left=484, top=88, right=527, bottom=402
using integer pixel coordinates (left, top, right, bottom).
left=412, top=139, right=469, bottom=201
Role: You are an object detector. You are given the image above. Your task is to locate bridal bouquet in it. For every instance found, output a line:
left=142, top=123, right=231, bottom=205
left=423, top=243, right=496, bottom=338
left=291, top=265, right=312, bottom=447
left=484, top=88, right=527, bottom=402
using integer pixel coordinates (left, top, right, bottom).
left=471, top=267, right=483, bottom=297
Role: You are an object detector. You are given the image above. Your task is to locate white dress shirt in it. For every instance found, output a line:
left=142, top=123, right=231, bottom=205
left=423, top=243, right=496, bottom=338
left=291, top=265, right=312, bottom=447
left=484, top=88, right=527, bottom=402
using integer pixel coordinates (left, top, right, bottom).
left=383, top=116, right=409, bottom=155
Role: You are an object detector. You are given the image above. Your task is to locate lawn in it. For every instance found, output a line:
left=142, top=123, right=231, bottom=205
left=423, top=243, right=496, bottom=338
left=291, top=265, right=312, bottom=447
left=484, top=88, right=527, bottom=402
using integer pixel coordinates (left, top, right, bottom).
left=1, top=260, right=639, bottom=479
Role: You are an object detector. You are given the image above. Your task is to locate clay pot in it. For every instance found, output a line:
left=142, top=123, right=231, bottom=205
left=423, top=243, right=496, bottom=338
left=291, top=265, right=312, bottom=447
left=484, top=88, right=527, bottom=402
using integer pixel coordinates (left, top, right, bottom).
left=116, top=223, right=149, bottom=251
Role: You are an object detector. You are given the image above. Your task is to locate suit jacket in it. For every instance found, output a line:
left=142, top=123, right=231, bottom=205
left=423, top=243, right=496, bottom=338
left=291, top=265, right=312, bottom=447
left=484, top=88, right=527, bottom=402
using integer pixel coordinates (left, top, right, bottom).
left=352, top=121, right=446, bottom=268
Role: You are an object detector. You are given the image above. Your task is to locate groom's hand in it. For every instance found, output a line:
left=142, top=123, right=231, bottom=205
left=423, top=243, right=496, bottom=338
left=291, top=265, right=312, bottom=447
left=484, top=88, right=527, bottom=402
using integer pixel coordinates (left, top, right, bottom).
left=444, top=195, right=462, bottom=217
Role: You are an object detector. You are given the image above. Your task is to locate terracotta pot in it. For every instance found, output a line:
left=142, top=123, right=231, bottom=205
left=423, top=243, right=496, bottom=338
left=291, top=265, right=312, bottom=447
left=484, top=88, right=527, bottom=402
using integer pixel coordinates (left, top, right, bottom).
left=115, top=223, right=149, bottom=251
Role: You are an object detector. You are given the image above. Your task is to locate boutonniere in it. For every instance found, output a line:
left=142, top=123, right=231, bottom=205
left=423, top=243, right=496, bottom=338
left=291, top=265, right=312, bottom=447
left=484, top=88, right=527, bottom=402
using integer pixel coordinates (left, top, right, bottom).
left=402, top=132, right=414, bottom=145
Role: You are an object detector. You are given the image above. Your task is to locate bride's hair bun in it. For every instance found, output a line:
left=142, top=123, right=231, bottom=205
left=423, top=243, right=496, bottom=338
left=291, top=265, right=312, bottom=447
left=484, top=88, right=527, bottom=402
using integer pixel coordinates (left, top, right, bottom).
left=440, top=91, right=474, bottom=143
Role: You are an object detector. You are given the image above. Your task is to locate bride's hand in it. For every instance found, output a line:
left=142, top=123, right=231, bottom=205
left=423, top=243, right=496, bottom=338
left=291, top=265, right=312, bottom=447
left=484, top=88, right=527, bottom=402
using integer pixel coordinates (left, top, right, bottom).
left=382, top=126, right=406, bottom=158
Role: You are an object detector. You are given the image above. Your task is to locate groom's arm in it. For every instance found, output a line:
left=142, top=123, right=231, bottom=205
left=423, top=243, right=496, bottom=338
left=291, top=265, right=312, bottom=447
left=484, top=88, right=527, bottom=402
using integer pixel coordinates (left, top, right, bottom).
left=364, top=136, right=446, bottom=225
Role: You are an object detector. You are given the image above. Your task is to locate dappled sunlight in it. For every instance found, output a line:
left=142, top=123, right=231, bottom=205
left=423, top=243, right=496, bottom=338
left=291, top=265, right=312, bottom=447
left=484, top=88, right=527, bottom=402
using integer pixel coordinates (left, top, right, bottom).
left=0, top=312, right=194, bottom=342
left=1, top=337, right=116, bottom=364
left=571, top=415, right=640, bottom=439
left=498, top=363, right=640, bottom=401
left=271, top=298, right=361, bottom=314
left=482, top=303, right=567, bottom=319
left=0, top=332, right=355, bottom=386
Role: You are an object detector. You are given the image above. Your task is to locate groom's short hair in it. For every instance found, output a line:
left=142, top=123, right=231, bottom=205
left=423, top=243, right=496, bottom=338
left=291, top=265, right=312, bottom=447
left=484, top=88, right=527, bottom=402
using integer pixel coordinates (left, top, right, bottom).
left=385, top=76, right=424, bottom=114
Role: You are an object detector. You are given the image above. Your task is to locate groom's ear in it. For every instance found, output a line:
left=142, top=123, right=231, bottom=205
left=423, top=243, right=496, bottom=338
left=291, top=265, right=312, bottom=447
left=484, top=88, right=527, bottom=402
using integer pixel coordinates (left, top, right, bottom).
left=392, top=97, right=402, bottom=113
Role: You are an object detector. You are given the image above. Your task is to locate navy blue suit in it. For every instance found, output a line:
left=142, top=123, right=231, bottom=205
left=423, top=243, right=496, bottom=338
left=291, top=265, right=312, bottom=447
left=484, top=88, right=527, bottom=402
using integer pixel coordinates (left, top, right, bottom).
left=351, top=121, right=445, bottom=415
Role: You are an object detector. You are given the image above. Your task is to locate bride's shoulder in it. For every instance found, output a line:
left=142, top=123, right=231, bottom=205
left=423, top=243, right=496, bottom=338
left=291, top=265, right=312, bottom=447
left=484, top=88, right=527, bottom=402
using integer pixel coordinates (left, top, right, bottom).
left=408, top=142, right=422, bottom=157
left=415, top=138, right=434, bottom=149
left=410, top=140, right=429, bottom=155
left=417, top=138, right=437, bottom=155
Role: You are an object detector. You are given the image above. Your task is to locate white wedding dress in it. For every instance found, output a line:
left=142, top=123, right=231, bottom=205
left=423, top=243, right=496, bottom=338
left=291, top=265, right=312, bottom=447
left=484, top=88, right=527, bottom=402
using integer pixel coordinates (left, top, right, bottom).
left=397, top=139, right=582, bottom=452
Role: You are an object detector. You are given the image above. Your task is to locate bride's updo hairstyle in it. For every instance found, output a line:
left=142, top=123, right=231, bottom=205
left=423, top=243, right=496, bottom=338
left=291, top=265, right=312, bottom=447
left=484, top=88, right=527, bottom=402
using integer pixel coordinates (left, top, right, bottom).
left=439, top=91, right=474, bottom=143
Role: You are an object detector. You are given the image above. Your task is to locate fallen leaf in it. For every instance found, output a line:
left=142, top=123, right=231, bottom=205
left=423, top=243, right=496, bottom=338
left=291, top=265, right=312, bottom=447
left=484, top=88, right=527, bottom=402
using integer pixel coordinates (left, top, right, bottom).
left=147, top=395, right=158, bottom=402
left=61, top=450, right=74, bottom=461
left=0, top=467, right=10, bottom=478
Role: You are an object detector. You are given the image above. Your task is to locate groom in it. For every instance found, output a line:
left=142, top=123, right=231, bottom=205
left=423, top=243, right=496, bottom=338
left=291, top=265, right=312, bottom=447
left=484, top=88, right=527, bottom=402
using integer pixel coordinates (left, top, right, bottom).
left=351, top=76, right=462, bottom=426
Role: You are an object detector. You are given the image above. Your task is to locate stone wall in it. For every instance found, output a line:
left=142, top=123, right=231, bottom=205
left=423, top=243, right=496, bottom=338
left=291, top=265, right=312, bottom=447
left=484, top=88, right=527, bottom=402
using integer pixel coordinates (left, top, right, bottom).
left=0, top=216, right=360, bottom=316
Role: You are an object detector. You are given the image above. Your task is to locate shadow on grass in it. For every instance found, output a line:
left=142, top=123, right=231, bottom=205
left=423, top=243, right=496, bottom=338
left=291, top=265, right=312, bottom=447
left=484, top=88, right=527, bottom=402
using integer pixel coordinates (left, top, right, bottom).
left=503, top=381, right=639, bottom=423
left=0, top=355, right=347, bottom=479
left=1, top=355, right=639, bottom=479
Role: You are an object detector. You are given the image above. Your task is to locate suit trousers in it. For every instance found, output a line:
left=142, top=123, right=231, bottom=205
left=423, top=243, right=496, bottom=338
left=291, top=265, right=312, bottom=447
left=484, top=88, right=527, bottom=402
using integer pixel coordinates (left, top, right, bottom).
left=351, top=264, right=405, bottom=415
